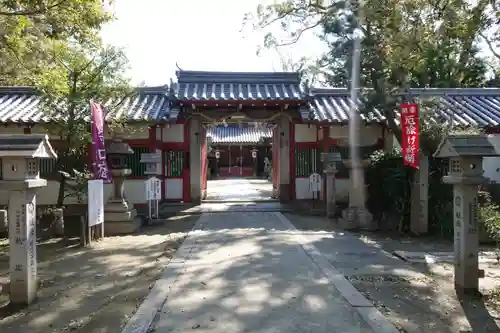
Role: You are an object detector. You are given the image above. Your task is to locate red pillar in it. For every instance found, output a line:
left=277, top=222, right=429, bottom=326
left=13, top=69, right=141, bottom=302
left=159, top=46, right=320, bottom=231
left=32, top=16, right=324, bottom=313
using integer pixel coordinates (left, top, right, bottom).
left=183, top=121, right=190, bottom=202
left=289, top=121, right=295, bottom=200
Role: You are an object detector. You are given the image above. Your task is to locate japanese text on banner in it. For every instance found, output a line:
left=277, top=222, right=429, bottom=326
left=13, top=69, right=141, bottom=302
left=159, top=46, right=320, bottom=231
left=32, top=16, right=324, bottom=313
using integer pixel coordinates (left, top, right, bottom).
left=400, top=104, right=420, bottom=169
left=90, top=102, right=112, bottom=183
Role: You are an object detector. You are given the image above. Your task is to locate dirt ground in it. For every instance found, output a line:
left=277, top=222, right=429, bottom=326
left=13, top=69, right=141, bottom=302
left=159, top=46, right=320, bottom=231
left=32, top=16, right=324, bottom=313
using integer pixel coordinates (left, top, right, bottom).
left=285, top=213, right=500, bottom=333
left=0, top=214, right=199, bottom=333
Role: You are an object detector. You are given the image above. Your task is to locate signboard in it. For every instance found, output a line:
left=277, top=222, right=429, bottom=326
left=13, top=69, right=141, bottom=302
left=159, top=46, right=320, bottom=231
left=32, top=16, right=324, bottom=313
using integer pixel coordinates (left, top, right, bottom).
left=252, top=151, right=257, bottom=158
left=88, top=179, right=104, bottom=226
left=145, top=177, right=162, bottom=200
left=309, top=173, right=322, bottom=192
left=400, top=104, right=420, bottom=169
left=90, top=102, right=112, bottom=183
left=215, top=151, right=220, bottom=159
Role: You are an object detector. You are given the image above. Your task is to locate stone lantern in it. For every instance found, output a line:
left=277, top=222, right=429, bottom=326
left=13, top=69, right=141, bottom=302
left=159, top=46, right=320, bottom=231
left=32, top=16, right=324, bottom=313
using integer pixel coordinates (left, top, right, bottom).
left=104, top=138, right=140, bottom=235
left=0, top=134, right=57, bottom=306
left=215, top=148, right=220, bottom=178
left=321, top=152, right=341, bottom=218
left=434, top=135, right=500, bottom=294
left=251, top=148, right=258, bottom=177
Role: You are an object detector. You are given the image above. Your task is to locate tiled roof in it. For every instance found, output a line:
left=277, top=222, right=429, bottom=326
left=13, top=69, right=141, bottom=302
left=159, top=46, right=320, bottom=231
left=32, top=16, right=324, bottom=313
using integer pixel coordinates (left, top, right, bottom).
left=207, top=125, right=272, bottom=144
left=404, top=88, right=500, bottom=127
left=307, top=88, right=386, bottom=123
left=0, top=86, right=173, bottom=123
left=307, top=88, right=500, bottom=127
left=174, top=71, right=303, bottom=102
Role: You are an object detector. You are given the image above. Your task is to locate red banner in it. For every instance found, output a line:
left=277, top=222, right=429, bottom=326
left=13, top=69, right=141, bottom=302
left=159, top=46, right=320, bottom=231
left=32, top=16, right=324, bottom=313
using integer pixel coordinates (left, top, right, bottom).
left=90, top=102, right=112, bottom=183
left=400, top=104, right=419, bottom=169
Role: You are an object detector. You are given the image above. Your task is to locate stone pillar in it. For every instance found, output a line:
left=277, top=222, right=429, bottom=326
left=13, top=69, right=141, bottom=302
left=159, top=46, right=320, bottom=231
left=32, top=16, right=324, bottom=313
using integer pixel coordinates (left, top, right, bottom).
left=9, top=189, right=37, bottom=305
left=325, top=170, right=336, bottom=218
left=411, top=154, right=429, bottom=234
left=340, top=160, right=375, bottom=230
left=189, top=118, right=202, bottom=204
left=278, top=117, right=290, bottom=202
left=453, top=184, right=480, bottom=292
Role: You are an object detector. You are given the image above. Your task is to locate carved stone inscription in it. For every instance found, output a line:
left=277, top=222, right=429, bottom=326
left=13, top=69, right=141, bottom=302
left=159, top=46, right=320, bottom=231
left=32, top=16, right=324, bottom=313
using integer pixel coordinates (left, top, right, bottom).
left=8, top=190, right=37, bottom=304
left=453, top=185, right=479, bottom=290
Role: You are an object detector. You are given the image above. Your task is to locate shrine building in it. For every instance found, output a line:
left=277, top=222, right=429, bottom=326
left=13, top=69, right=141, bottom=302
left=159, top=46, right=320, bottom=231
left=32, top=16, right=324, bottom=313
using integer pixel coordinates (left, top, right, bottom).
left=0, top=73, right=498, bottom=206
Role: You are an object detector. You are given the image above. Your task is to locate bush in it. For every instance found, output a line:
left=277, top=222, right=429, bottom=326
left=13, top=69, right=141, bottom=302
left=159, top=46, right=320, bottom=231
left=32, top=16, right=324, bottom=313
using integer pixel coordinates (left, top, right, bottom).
left=366, top=149, right=412, bottom=230
left=365, top=149, right=453, bottom=236
left=479, top=185, right=500, bottom=244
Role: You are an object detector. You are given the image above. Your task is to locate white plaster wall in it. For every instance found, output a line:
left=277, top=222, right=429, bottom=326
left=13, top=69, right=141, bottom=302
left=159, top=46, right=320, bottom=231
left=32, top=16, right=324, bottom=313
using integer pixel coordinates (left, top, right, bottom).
left=295, top=124, right=317, bottom=142
left=0, top=179, right=147, bottom=206
left=483, top=135, right=500, bottom=183
left=0, top=123, right=148, bottom=140
left=295, top=178, right=349, bottom=201
left=329, top=124, right=382, bottom=145
left=162, top=124, right=184, bottom=142
left=165, top=179, right=183, bottom=199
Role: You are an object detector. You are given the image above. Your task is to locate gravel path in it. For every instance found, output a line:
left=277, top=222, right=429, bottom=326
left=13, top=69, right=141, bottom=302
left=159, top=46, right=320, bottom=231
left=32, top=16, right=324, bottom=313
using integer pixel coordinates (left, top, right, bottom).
left=0, top=214, right=199, bottom=333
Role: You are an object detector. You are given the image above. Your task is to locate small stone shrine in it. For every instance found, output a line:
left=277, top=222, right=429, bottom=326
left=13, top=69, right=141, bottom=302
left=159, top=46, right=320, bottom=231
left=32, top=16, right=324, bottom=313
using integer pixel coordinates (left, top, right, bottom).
left=0, top=134, right=57, bottom=305
left=104, top=138, right=141, bottom=235
left=434, top=135, right=500, bottom=293
left=320, top=152, right=341, bottom=218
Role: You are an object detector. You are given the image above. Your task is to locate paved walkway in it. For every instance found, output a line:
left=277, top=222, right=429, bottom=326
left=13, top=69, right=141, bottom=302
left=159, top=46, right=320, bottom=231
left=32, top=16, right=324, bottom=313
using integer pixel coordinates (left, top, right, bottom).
left=122, top=212, right=400, bottom=333
left=205, top=178, right=273, bottom=201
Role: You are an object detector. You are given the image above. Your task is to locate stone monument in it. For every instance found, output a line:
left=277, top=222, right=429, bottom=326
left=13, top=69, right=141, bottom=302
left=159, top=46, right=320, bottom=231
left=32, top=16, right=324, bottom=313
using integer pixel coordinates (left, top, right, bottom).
left=340, top=157, right=374, bottom=230
left=0, top=134, right=57, bottom=305
left=104, top=138, right=141, bottom=235
left=434, top=135, right=500, bottom=294
left=321, top=152, right=341, bottom=218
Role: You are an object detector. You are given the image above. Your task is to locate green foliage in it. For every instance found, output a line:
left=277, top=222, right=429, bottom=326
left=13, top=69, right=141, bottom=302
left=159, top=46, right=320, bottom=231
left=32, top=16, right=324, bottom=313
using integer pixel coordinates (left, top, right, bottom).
left=0, top=0, right=114, bottom=85
left=366, top=148, right=454, bottom=235
left=247, top=0, right=495, bottom=147
left=365, top=149, right=412, bottom=229
left=479, top=185, right=500, bottom=245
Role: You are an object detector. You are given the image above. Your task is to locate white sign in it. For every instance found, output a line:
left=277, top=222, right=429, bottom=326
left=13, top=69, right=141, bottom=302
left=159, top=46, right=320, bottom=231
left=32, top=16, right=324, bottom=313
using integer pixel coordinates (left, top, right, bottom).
left=88, top=179, right=104, bottom=227
left=252, top=151, right=257, bottom=158
left=215, top=151, right=220, bottom=159
left=145, top=177, right=162, bottom=200
left=309, top=173, right=322, bottom=192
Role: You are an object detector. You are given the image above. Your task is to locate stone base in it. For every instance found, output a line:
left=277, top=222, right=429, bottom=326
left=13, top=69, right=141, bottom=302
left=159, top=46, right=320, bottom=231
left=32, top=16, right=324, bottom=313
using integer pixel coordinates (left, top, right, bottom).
left=104, top=216, right=142, bottom=235
left=104, top=200, right=141, bottom=235
left=8, top=278, right=40, bottom=306
left=338, top=207, right=376, bottom=231
left=279, top=184, right=291, bottom=203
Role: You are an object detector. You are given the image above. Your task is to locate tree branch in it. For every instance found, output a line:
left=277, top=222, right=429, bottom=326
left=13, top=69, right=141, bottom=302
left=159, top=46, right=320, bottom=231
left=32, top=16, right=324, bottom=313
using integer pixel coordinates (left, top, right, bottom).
left=0, top=0, right=70, bottom=16
left=479, top=31, right=500, bottom=61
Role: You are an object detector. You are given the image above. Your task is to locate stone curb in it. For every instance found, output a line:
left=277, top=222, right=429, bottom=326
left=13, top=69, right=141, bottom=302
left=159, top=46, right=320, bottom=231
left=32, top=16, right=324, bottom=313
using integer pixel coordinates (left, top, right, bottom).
left=274, top=212, right=401, bottom=333
left=120, top=214, right=208, bottom=333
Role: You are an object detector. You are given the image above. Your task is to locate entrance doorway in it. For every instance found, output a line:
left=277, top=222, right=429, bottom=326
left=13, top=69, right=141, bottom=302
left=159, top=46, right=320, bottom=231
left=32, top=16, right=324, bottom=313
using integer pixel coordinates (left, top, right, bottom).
left=204, top=124, right=274, bottom=202
left=205, top=178, right=273, bottom=201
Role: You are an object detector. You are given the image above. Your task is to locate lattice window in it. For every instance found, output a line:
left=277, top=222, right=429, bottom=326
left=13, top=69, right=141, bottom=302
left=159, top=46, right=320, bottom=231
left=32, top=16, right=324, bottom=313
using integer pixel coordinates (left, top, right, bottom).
left=127, top=147, right=149, bottom=177
left=165, top=150, right=184, bottom=177
left=27, top=159, right=38, bottom=177
left=295, top=148, right=321, bottom=177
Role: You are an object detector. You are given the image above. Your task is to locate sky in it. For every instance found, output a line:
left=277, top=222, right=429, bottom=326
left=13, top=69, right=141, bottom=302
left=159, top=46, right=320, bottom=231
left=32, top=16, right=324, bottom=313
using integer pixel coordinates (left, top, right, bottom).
left=100, top=0, right=326, bottom=86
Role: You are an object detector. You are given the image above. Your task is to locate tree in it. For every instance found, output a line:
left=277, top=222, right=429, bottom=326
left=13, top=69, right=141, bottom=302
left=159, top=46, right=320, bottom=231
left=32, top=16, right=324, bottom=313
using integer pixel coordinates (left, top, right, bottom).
left=34, top=40, right=132, bottom=207
left=0, top=0, right=114, bottom=85
left=247, top=0, right=494, bottom=151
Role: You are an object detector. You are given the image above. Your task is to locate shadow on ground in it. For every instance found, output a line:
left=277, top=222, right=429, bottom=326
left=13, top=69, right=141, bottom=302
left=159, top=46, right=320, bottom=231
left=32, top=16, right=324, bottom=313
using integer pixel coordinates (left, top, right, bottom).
left=148, top=211, right=373, bottom=332
left=0, top=214, right=199, bottom=333
left=284, top=213, right=500, bottom=333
